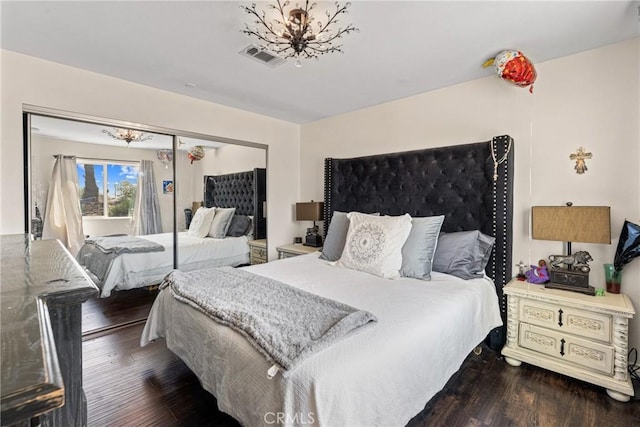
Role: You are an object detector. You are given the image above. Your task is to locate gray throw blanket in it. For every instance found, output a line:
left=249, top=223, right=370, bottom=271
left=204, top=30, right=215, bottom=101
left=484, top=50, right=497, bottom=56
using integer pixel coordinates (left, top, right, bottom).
left=161, top=267, right=377, bottom=376
left=85, top=235, right=164, bottom=254
left=77, top=235, right=164, bottom=284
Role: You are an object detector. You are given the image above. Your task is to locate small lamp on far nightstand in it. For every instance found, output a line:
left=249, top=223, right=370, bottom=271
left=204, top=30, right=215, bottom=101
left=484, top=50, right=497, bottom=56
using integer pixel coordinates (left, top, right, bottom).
left=296, top=201, right=324, bottom=247
left=531, top=203, right=610, bottom=295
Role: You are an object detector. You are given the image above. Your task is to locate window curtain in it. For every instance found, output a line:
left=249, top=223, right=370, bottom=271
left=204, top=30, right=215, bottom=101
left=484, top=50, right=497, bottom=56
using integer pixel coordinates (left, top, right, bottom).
left=42, top=155, right=85, bottom=256
left=131, top=160, right=162, bottom=235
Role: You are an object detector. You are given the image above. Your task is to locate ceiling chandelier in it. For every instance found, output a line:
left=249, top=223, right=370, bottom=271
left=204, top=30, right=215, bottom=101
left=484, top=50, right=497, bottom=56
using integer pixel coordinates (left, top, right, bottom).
left=241, top=1, right=358, bottom=66
left=102, top=128, right=153, bottom=146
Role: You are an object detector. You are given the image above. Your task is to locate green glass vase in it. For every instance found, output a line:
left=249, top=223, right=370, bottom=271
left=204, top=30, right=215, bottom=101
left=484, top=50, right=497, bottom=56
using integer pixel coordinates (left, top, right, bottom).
left=604, top=263, right=622, bottom=294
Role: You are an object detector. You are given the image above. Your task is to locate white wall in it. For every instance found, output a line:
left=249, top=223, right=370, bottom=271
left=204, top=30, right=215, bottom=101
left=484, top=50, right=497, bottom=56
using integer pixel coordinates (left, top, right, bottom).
left=300, top=39, right=640, bottom=350
left=203, top=144, right=267, bottom=176
left=0, top=49, right=300, bottom=259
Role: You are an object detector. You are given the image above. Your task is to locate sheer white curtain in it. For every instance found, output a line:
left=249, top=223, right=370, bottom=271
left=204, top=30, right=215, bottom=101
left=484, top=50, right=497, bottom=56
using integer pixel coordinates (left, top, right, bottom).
left=131, top=160, right=162, bottom=235
left=42, top=155, right=85, bottom=255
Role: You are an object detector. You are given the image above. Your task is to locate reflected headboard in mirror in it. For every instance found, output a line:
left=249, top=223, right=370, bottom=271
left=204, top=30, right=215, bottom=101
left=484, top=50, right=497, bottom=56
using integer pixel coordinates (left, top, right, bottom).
left=323, top=135, right=513, bottom=349
left=204, top=168, right=266, bottom=240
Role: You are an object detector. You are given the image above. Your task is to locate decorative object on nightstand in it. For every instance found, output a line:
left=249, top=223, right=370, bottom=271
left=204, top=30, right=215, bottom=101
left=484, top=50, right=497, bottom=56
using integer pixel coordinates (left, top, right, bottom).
left=524, top=260, right=549, bottom=284
left=248, top=239, right=267, bottom=265
left=296, top=201, right=324, bottom=247
left=607, top=219, right=640, bottom=294
left=501, top=279, right=635, bottom=402
left=515, top=260, right=527, bottom=281
left=277, top=243, right=321, bottom=260
left=531, top=203, right=611, bottom=295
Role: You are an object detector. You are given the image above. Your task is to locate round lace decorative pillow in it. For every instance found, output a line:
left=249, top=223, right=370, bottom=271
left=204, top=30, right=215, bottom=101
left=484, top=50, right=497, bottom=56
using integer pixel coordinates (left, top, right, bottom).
left=337, top=212, right=412, bottom=279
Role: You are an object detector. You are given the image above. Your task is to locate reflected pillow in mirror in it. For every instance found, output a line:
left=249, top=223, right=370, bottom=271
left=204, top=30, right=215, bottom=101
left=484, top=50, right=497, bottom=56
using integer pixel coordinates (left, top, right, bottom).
left=400, top=215, right=445, bottom=280
left=208, top=207, right=236, bottom=238
left=188, top=207, right=216, bottom=238
left=337, top=213, right=412, bottom=279
left=432, top=230, right=495, bottom=280
left=226, top=215, right=252, bottom=237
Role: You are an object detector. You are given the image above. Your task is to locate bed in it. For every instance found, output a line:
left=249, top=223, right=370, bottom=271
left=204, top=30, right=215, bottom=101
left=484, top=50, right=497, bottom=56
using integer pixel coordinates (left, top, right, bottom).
left=77, top=168, right=266, bottom=298
left=141, top=137, right=514, bottom=426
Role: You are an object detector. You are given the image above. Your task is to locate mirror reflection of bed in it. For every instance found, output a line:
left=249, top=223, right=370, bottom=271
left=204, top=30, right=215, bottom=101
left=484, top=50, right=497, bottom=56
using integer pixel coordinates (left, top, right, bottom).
left=27, top=114, right=267, bottom=335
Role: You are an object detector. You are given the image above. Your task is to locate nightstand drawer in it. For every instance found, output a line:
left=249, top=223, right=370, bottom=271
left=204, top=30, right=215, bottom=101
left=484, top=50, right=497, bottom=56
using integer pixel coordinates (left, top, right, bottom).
left=520, top=299, right=611, bottom=343
left=250, top=247, right=267, bottom=262
left=276, top=243, right=321, bottom=259
left=279, top=251, right=298, bottom=259
left=519, top=323, right=614, bottom=376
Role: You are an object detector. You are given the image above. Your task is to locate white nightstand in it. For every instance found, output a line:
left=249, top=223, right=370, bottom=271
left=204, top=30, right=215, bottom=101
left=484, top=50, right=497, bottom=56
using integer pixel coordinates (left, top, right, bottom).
left=276, top=243, right=321, bottom=259
left=248, top=239, right=267, bottom=265
left=501, top=279, right=635, bottom=401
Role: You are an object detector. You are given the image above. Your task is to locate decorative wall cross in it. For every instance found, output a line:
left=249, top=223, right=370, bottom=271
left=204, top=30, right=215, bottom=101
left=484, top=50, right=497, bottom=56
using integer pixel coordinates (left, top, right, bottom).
left=569, top=147, right=592, bottom=174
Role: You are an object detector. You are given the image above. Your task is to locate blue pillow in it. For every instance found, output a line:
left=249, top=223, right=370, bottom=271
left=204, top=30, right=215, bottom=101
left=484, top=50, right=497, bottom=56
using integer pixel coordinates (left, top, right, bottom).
left=400, top=215, right=445, bottom=280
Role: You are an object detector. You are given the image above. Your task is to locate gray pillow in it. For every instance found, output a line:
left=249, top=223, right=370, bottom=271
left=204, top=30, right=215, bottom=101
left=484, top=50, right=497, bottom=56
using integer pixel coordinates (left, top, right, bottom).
left=320, top=211, right=379, bottom=261
left=432, top=230, right=495, bottom=280
left=207, top=207, right=236, bottom=238
left=400, top=215, right=445, bottom=280
left=225, top=215, right=252, bottom=237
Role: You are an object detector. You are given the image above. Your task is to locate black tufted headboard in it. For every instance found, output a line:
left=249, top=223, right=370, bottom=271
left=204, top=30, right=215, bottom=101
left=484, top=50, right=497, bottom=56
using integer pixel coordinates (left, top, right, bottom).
left=204, top=168, right=266, bottom=240
left=323, top=136, right=513, bottom=349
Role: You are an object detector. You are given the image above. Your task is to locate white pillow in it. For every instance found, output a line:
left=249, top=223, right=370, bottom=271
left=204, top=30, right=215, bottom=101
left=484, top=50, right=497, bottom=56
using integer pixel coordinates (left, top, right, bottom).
left=337, top=212, right=413, bottom=279
left=188, top=207, right=216, bottom=238
left=208, top=207, right=236, bottom=238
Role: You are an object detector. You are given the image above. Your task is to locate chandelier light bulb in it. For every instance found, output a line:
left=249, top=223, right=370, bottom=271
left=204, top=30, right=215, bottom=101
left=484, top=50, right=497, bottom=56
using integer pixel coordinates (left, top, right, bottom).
left=102, top=128, right=153, bottom=146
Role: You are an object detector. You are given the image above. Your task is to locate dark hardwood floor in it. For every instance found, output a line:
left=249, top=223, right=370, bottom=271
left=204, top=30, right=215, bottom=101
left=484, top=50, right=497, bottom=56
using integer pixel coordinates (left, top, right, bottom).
left=82, top=296, right=640, bottom=427
left=82, top=287, right=159, bottom=337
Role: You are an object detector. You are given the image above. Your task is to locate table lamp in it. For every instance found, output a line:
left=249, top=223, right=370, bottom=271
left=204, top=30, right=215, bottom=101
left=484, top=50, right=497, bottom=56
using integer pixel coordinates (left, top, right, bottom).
left=531, top=203, right=610, bottom=295
left=296, top=201, right=324, bottom=247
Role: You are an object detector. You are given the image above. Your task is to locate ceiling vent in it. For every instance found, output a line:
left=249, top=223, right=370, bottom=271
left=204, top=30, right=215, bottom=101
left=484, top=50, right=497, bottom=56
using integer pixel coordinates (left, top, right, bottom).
left=239, top=45, right=286, bottom=68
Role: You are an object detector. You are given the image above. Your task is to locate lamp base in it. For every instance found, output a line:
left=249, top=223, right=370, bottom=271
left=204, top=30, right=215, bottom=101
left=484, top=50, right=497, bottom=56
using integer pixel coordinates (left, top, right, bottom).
left=544, top=282, right=596, bottom=296
left=304, top=234, right=323, bottom=247
left=548, top=267, right=590, bottom=287
left=545, top=267, right=594, bottom=295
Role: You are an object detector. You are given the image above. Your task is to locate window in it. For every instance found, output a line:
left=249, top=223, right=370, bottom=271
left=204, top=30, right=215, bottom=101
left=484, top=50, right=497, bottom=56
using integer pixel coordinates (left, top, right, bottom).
left=77, top=160, right=139, bottom=217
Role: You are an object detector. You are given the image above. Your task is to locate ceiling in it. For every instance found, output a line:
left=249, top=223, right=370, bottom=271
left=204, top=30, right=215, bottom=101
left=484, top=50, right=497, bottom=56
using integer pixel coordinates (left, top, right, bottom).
left=2, top=1, right=639, bottom=127
left=29, top=115, right=227, bottom=151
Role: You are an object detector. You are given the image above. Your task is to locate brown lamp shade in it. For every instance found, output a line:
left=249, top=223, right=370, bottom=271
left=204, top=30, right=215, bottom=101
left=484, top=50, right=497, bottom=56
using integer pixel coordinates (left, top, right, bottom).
left=296, top=201, right=324, bottom=221
left=531, top=206, right=611, bottom=244
left=192, top=201, right=203, bottom=213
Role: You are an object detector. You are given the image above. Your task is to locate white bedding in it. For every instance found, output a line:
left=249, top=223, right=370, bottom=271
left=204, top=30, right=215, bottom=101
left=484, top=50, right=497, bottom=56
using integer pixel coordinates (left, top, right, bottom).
left=94, top=232, right=250, bottom=297
left=141, top=252, right=502, bottom=426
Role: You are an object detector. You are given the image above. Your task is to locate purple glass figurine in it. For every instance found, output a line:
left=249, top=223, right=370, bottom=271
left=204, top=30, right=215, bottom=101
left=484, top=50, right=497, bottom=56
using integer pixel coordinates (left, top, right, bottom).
left=525, top=260, right=550, bottom=284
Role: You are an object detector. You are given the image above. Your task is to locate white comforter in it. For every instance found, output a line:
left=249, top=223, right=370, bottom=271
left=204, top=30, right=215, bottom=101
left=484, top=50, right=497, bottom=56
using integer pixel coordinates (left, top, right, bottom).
left=98, top=232, right=250, bottom=297
left=141, top=252, right=502, bottom=426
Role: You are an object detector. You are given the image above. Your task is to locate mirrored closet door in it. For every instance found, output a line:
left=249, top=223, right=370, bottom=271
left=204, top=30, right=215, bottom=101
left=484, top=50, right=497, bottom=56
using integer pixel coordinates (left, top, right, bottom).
left=24, top=108, right=267, bottom=303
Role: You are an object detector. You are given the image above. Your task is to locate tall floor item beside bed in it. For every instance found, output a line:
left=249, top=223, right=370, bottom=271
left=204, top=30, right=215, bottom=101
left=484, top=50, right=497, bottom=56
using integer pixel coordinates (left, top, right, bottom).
left=324, top=135, right=514, bottom=349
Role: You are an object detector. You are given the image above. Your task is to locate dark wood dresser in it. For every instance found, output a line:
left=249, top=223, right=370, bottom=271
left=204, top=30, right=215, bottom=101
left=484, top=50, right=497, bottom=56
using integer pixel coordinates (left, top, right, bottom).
left=1, top=235, right=98, bottom=426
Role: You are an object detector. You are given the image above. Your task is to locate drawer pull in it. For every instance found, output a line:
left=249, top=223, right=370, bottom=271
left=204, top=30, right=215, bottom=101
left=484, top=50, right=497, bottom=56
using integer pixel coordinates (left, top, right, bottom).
left=560, top=338, right=565, bottom=356
left=558, top=309, right=563, bottom=327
